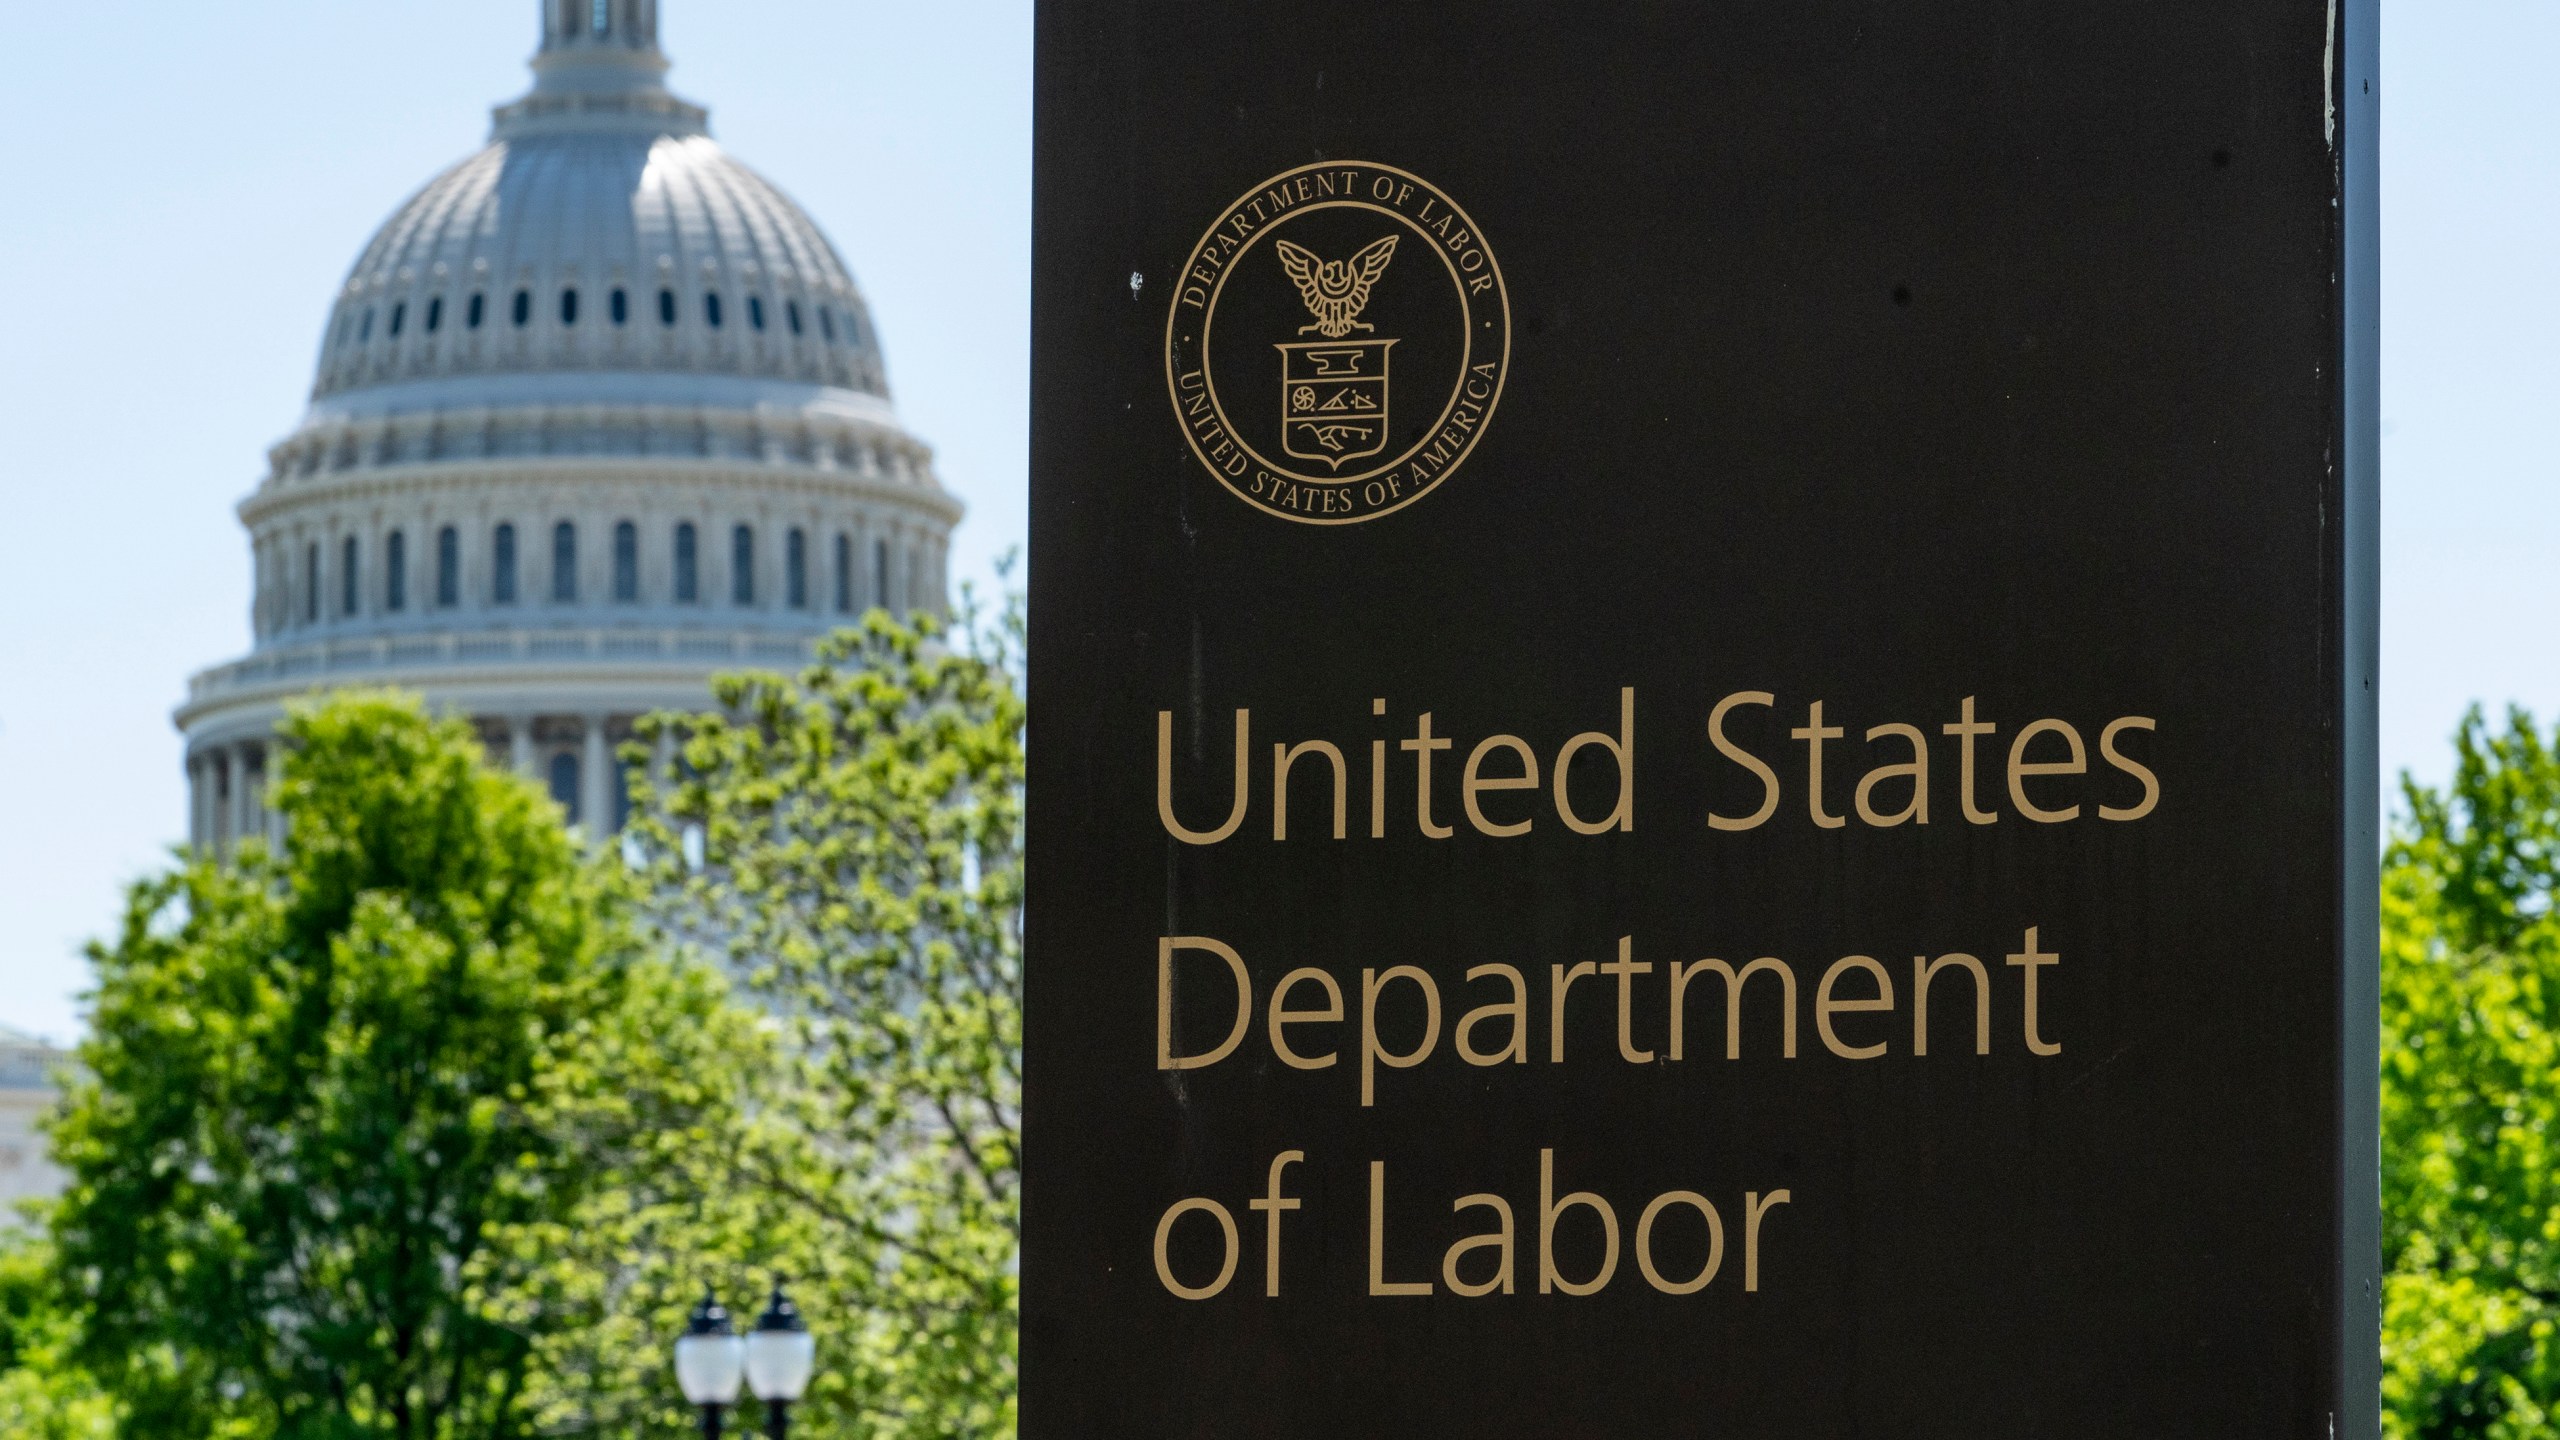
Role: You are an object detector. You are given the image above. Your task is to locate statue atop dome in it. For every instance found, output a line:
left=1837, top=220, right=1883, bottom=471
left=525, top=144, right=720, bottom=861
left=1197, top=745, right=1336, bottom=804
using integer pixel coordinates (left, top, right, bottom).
left=540, top=0, right=663, bottom=56
left=499, top=0, right=704, bottom=141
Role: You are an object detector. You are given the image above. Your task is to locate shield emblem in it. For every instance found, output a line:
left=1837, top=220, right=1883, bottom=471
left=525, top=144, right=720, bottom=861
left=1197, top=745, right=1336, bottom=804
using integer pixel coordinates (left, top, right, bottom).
left=1277, top=339, right=1395, bottom=469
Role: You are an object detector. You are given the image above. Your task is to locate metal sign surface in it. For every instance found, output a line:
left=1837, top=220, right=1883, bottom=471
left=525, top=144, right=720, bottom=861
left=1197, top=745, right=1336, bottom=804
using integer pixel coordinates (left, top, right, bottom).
left=1027, top=4, right=2379, bottom=1433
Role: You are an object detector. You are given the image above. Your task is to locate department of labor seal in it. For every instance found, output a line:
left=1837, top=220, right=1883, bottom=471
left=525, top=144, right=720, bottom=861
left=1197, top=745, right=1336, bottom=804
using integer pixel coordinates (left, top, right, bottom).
left=1165, top=161, right=1510, bottom=524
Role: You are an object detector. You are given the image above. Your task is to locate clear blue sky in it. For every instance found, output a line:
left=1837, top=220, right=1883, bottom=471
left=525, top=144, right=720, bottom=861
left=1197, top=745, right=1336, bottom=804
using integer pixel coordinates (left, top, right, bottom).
left=0, top=2, right=2548, bottom=1044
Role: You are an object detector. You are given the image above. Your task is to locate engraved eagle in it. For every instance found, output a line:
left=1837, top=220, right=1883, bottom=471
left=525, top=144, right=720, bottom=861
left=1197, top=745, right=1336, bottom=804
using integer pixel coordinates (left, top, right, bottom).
left=1274, top=235, right=1399, bottom=338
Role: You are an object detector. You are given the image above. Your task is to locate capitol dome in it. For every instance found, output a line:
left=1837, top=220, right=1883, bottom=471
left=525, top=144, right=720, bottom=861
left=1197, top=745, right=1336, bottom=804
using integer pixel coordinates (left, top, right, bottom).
left=311, top=96, right=887, bottom=411
left=178, top=0, right=963, bottom=853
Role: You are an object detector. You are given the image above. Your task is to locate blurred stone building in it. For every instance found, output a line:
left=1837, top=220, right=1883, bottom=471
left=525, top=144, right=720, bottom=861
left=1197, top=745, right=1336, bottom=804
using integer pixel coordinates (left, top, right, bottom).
left=0, top=1026, right=68, bottom=1217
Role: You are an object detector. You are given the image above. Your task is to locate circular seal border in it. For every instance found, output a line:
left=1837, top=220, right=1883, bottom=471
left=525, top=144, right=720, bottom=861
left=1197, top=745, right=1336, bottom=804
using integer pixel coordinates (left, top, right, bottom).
left=1164, top=160, right=1511, bottom=525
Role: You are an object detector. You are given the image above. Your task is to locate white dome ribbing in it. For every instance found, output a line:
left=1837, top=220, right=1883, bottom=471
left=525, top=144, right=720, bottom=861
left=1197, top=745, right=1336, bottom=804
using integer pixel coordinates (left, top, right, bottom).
left=312, top=0, right=886, bottom=408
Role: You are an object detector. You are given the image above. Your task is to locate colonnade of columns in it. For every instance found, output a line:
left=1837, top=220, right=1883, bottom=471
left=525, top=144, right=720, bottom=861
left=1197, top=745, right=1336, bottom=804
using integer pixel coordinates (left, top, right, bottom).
left=186, top=742, right=284, bottom=856
left=190, top=710, right=677, bottom=857
left=491, top=710, right=662, bottom=836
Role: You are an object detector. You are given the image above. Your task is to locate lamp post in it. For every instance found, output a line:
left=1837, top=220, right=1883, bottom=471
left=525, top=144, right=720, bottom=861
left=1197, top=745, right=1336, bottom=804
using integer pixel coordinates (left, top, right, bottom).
left=672, top=1288, right=745, bottom=1438
left=743, top=1278, right=817, bottom=1440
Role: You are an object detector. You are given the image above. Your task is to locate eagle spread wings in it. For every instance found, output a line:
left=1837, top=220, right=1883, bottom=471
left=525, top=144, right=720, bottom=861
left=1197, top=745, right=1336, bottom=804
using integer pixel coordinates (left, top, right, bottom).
left=1275, top=235, right=1399, bottom=338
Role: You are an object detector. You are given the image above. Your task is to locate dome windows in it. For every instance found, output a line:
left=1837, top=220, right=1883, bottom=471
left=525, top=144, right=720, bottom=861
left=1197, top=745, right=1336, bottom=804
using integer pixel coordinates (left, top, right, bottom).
left=612, top=521, right=638, bottom=601
left=323, top=282, right=875, bottom=402
left=341, top=536, right=360, bottom=617
left=552, top=521, right=578, bottom=601
left=436, top=526, right=460, bottom=607
left=786, top=527, right=808, bottom=609
left=386, top=531, right=407, bottom=612
left=731, top=525, right=755, bottom=605
left=833, top=533, right=852, bottom=613
left=674, top=522, right=700, bottom=603
left=306, top=111, right=916, bottom=409
left=493, top=522, right=519, bottom=604
left=305, top=542, right=321, bottom=624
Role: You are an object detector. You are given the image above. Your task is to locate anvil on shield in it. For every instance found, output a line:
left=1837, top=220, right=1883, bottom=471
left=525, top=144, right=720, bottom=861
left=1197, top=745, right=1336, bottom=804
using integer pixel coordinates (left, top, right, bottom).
left=1276, top=339, right=1396, bottom=469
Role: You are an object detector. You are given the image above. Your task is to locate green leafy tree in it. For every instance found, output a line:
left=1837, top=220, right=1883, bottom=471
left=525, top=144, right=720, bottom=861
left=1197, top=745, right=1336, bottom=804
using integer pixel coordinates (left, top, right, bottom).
left=0, top=1226, right=116, bottom=1440
left=464, top=957, right=779, bottom=1440
left=48, top=692, right=739, bottom=1440
left=574, top=596, right=1024, bottom=1439
left=2383, top=706, right=2560, bottom=1438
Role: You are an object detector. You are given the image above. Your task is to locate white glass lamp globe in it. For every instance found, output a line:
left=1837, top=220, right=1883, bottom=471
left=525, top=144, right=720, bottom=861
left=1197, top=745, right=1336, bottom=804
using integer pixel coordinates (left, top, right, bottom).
left=674, top=1291, right=746, bottom=1407
left=744, top=1280, right=817, bottom=1403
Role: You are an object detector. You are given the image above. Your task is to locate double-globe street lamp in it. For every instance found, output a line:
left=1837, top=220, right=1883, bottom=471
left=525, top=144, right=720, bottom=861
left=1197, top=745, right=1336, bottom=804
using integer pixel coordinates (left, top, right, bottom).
left=674, top=1280, right=817, bottom=1438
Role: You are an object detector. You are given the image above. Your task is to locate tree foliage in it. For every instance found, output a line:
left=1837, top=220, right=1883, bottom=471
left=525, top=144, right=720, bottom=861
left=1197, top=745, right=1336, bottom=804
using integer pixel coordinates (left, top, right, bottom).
left=0, top=1227, right=115, bottom=1440
left=46, top=693, right=738, bottom=1440
left=463, top=950, right=774, bottom=1440
left=2383, top=706, right=2560, bottom=1438
left=29, top=606, right=1025, bottom=1440
left=599, top=596, right=1024, bottom=1438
